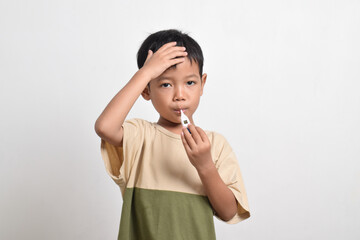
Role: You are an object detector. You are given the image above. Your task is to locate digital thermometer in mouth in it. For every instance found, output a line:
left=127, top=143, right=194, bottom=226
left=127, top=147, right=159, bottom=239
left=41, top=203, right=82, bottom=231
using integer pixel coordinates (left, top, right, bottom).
left=180, top=109, right=191, bottom=134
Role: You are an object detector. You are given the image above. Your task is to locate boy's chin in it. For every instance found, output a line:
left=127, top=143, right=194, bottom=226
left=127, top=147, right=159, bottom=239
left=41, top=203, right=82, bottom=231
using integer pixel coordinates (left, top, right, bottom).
left=158, top=116, right=182, bottom=125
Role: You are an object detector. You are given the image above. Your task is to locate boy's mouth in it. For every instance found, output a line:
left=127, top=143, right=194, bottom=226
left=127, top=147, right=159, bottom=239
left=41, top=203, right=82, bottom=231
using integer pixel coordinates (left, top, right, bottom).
left=173, top=108, right=187, bottom=115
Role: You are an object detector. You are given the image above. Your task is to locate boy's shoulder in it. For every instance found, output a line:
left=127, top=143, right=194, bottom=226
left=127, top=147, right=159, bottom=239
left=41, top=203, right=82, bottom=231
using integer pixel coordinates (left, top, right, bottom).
left=204, top=129, right=229, bottom=144
left=124, top=118, right=149, bottom=125
left=122, top=118, right=156, bottom=131
left=124, top=118, right=232, bottom=146
left=204, top=130, right=235, bottom=157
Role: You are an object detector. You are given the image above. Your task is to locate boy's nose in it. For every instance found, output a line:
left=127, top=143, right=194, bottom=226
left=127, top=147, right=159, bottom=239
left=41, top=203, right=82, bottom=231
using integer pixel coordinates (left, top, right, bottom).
left=173, top=86, right=185, bottom=101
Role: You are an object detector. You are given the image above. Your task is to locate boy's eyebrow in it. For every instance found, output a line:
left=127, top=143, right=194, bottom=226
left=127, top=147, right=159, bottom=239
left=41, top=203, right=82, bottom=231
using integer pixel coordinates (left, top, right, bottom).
left=156, top=74, right=198, bottom=81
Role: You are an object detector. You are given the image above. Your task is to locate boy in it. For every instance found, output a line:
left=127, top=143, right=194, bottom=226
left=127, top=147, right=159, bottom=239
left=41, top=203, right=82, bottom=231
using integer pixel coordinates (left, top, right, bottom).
left=95, top=29, right=250, bottom=240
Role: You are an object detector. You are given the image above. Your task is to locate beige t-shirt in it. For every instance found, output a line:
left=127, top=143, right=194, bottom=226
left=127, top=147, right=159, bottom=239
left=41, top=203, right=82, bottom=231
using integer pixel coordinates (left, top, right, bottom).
left=100, top=118, right=250, bottom=238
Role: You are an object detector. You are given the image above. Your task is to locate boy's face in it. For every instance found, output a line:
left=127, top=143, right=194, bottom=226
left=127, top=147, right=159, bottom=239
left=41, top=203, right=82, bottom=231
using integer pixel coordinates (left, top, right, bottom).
left=142, top=57, right=207, bottom=126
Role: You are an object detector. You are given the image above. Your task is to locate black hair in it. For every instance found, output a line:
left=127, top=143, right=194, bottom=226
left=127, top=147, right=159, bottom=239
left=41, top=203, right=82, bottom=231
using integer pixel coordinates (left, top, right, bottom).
left=136, top=29, right=204, bottom=78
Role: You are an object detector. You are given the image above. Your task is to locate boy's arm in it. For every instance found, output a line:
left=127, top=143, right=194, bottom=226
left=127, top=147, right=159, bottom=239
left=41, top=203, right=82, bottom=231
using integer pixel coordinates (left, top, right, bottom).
left=197, top=161, right=238, bottom=222
left=181, top=124, right=238, bottom=221
left=95, top=70, right=149, bottom=146
left=94, top=42, right=188, bottom=146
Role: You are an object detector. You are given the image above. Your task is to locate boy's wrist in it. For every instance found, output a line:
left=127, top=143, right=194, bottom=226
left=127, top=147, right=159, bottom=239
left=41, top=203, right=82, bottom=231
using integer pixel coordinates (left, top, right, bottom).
left=196, top=162, right=216, bottom=177
left=136, top=68, right=154, bottom=83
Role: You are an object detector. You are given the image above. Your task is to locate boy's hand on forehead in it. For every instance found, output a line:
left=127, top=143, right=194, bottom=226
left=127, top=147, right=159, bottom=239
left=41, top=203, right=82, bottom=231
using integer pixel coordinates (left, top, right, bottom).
left=181, top=123, right=214, bottom=173
left=140, top=41, right=188, bottom=81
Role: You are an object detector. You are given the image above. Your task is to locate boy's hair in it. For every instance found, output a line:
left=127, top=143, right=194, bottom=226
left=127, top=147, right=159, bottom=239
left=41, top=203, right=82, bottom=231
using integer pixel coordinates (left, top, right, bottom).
left=136, top=29, right=204, bottom=77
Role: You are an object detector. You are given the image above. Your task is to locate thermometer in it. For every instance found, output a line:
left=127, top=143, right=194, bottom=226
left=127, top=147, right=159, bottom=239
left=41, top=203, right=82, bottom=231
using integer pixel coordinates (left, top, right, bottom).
left=180, top=109, right=191, bottom=134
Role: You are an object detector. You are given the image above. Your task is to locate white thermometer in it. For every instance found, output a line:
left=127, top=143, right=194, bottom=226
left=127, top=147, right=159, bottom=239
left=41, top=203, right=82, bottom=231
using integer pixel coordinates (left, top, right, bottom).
left=180, top=109, right=191, bottom=133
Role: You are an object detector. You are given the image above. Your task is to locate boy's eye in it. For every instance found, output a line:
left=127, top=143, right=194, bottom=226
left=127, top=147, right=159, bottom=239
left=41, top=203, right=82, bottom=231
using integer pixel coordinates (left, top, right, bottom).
left=187, top=81, right=195, bottom=86
left=161, top=83, right=171, bottom=88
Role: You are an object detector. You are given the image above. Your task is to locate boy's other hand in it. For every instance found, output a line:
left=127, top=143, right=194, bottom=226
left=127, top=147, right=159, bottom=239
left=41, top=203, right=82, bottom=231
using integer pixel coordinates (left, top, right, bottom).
left=140, top=41, right=188, bottom=81
left=181, top=124, right=214, bottom=173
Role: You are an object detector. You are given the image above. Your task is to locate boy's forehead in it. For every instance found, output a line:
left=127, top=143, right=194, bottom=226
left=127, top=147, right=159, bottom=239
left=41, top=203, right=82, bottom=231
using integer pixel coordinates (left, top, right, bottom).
left=159, top=58, right=200, bottom=79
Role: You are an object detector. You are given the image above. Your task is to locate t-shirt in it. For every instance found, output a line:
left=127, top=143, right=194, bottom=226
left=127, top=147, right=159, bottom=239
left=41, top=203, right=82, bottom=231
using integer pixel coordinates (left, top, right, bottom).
left=100, top=118, right=250, bottom=240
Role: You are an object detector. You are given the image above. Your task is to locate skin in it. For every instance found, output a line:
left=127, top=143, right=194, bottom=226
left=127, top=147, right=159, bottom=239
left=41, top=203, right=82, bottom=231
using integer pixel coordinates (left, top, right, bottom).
left=141, top=54, right=205, bottom=134
left=95, top=41, right=238, bottom=221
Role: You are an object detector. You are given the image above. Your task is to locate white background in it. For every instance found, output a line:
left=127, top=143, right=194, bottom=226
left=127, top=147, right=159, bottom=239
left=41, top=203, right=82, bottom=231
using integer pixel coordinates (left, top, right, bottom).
left=1, top=0, right=359, bottom=239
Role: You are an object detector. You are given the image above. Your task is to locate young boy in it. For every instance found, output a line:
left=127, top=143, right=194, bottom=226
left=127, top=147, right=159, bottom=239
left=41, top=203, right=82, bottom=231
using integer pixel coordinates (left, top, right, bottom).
left=95, top=29, right=250, bottom=240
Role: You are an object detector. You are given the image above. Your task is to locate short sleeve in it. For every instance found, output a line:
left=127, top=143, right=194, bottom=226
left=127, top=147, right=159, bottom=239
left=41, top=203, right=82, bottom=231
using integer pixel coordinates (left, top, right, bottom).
left=100, top=118, right=145, bottom=195
left=212, top=133, right=250, bottom=224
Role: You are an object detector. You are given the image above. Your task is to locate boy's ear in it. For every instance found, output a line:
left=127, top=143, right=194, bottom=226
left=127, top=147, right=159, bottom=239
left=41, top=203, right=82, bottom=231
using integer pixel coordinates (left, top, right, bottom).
left=141, top=84, right=151, bottom=101
left=200, top=73, right=207, bottom=96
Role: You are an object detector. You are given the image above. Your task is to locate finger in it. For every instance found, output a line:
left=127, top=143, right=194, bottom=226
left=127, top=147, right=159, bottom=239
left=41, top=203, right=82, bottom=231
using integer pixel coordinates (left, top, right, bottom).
left=158, top=41, right=178, bottom=52
left=187, top=124, right=202, bottom=144
left=195, top=126, right=209, bottom=143
left=181, top=131, right=192, bottom=153
left=182, top=127, right=197, bottom=150
left=169, top=57, right=186, bottom=65
left=168, top=50, right=188, bottom=60
left=144, top=50, right=153, bottom=64
left=163, top=46, right=186, bottom=59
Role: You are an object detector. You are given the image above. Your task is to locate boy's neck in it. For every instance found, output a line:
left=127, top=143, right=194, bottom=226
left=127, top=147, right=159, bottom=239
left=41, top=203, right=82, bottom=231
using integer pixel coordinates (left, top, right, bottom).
left=157, top=116, right=194, bottom=135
